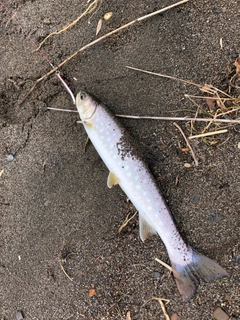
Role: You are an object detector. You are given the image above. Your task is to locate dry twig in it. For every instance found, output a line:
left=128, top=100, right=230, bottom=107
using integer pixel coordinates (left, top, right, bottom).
left=126, top=65, right=201, bottom=88
left=155, top=257, right=173, bottom=272
left=152, top=297, right=171, bottom=320
left=116, top=114, right=240, bottom=124
left=189, top=129, right=228, bottom=139
left=58, top=257, right=73, bottom=281
left=127, top=66, right=236, bottom=99
left=142, top=297, right=170, bottom=320
left=118, top=211, right=137, bottom=233
left=47, top=107, right=78, bottom=113
left=0, top=169, right=4, bottom=177
left=37, top=0, right=100, bottom=50
left=173, top=122, right=199, bottom=166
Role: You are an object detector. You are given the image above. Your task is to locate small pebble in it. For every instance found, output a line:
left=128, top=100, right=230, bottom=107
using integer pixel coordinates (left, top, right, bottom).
left=104, top=12, right=112, bottom=20
left=213, top=307, right=229, bottom=320
left=192, top=194, right=201, bottom=202
left=6, top=154, right=14, bottom=162
left=184, top=163, right=191, bottom=168
left=43, top=18, right=51, bottom=25
left=209, top=213, right=222, bottom=222
left=232, top=255, right=239, bottom=263
left=213, top=8, right=222, bottom=14
left=154, top=271, right=161, bottom=279
left=231, top=52, right=239, bottom=59
left=16, top=311, right=24, bottom=320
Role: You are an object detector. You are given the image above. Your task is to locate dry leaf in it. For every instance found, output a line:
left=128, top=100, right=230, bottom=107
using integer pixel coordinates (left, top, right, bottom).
left=181, top=147, right=190, bottom=152
left=170, top=313, right=179, bottom=320
left=206, top=96, right=217, bottom=111
left=88, top=288, right=96, bottom=297
left=126, top=311, right=131, bottom=320
left=104, top=12, right=112, bottom=20
left=232, top=55, right=240, bottom=84
left=238, top=142, right=240, bottom=149
left=234, top=55, right=240, bottom=75
left=0, top=169, right=4, bottom=178
left=96, top=19, right=102, bottom=36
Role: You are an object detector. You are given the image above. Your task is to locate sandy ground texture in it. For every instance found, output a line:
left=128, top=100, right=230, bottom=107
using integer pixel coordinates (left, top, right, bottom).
left=0, top=0, right=239, bottom=319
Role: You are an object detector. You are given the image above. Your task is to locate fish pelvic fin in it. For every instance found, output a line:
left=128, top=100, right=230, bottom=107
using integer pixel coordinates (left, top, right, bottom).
left=170, top=248, right=229, bottom=302
left=107, top=171, right=120, bottom=188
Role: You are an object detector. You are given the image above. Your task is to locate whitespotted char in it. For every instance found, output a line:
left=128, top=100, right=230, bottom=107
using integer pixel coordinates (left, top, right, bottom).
left=76, top=90, right=229, bottom=301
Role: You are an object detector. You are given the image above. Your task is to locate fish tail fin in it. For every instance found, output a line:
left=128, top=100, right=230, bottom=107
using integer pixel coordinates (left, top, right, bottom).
left=170, top=248, right=229, bottom=301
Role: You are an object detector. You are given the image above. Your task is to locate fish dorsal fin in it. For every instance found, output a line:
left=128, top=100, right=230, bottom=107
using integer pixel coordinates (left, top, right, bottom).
left=139, top=213, right=157, bottom=242
left=107, top=171, right=120, bottom=188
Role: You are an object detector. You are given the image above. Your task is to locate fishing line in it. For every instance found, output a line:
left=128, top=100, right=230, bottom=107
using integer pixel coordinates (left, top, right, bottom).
left=0, top=0, right=76, bottom=103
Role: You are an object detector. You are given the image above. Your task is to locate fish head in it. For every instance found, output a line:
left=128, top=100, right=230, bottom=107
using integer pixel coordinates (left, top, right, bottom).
left=76, top=90, right=97, bottom=122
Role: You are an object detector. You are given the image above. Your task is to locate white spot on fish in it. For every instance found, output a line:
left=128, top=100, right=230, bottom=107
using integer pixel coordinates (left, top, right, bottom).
left=147, top=206, right=152, bottom=211
left=136, top=185, right=141, bottom=190
left=127, top=172, right=132, bottom=177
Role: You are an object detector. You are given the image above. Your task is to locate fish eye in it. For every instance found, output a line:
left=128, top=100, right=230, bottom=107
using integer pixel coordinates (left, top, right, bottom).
left=80, top=92, right=86, bottom=100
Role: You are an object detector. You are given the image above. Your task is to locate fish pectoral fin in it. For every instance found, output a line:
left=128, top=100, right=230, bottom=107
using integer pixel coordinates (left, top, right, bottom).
left=139, top=213, right=157, bottom=242
left=107, top=171, right=120, bottom=188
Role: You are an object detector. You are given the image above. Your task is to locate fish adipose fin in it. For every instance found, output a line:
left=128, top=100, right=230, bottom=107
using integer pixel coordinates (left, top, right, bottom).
left=107, top=171, right=120, bottom=188
left=139, top=214, right=157, bottom=242
left=170, top=248, right=229, bottom=302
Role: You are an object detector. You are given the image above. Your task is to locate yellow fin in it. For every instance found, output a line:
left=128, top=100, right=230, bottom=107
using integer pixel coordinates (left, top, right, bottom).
left=77, top=120, right=93, bottom=128
left=107, top=171, right=120, bottom=188
left=139, top=213, right=157, bottom=242
left=84, top=122, right=93, bottom=128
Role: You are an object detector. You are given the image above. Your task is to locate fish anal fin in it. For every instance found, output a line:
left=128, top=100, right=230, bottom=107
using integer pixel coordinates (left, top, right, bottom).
left=107, top=171, right=120, bottom=188
left=139, top=213, right=157, bottom=242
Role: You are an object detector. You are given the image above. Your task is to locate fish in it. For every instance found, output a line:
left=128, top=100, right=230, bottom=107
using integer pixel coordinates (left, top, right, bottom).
left=76, top=90, right=229, bottom=301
